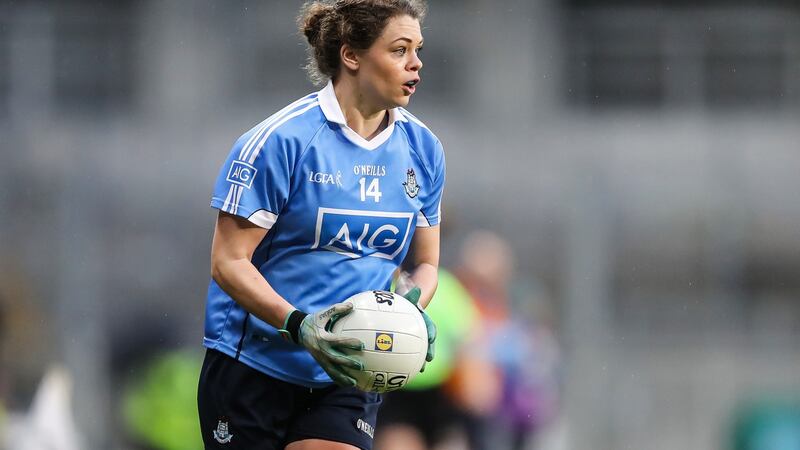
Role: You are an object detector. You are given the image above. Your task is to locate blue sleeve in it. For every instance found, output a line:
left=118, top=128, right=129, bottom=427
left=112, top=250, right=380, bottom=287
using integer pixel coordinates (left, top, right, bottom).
left=210, top=129, right=295, bottom=228
left=417, top=139, right=445, bottom=227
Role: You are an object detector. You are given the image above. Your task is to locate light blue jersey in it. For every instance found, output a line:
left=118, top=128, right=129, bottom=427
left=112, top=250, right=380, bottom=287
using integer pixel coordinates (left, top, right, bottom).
left=204, top=81, right=445, bottom=388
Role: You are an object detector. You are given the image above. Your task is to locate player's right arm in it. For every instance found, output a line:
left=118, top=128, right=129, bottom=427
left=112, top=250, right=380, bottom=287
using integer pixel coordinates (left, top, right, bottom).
left=209, top=121, right=302, bottom=329
left=210, top=210, right=294, bottom=329
left=210, top=210, right=363, bottom=386
left=210, top=115, right=364, bottom=385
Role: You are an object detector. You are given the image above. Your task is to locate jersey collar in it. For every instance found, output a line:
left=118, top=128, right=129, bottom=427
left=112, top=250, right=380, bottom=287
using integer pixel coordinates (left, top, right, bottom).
left=318, top=79, right=407, bottom=151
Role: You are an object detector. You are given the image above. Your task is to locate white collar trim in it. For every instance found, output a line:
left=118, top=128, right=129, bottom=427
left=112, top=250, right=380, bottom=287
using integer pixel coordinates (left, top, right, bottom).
left=318, top=79, right=407, bottom=150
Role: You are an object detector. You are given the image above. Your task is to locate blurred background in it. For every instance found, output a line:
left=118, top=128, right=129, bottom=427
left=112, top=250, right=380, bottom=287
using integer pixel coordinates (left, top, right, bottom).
left=1, top=0, right=800, bottom=449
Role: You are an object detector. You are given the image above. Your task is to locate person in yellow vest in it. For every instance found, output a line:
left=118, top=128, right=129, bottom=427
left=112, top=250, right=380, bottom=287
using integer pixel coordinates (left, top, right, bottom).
left=123, top=350, right=204, bottom=450
left=375, top=269, right=497, bottom=450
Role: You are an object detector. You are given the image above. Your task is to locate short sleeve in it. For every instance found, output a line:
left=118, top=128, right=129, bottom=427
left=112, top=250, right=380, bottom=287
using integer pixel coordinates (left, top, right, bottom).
left=210, top=129, right=295, bottom=229
left=417, top=140, right=446, bottom=228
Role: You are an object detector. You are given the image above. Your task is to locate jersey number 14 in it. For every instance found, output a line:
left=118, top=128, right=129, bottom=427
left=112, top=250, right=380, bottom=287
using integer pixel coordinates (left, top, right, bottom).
left=359, top=177, right=382, bottom=203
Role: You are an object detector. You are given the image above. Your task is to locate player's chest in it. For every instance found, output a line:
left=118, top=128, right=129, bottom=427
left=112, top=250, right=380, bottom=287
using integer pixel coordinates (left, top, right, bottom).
left=283, top=142, right=425, bottom=260
left=291, top=143, right=423, bottom=213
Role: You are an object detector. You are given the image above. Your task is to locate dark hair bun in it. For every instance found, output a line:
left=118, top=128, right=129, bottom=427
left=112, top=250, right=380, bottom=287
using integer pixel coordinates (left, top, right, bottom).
left=300, top=2, right=334, bottom=49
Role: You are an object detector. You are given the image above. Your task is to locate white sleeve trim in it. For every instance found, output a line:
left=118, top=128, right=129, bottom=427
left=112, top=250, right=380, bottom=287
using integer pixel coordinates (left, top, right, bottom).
left=416, top=212, right=431, bottom=227
left=248, top=210, right=278, bottom=229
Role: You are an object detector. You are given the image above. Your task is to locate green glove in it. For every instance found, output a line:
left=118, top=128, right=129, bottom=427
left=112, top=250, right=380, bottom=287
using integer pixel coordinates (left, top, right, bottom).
left=399, top=286, right=437, bottom=371
left=280, top=303, right=364, bottom=387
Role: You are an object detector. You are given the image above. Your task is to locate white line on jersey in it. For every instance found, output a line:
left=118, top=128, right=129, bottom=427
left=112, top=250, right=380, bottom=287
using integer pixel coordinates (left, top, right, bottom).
left=231, top=100, right=321, bottom=216
left=233, top=184, right=245, bottom=215
left=222, top=184, right=236, bottom=212
left=239, top=94, right=318, bottom=162
left=398, top=108, right=430, bottom=130
left=247, top=101, right=320, bottom=165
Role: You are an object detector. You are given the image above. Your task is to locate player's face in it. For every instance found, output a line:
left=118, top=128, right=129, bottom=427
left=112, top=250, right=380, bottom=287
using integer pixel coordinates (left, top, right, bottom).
left=357, top=15, right=423, bottom=109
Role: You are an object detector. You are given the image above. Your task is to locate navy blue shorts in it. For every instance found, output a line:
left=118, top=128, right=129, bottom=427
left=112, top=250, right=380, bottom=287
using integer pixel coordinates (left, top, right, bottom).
left=197, top=349, right=382, bottom=450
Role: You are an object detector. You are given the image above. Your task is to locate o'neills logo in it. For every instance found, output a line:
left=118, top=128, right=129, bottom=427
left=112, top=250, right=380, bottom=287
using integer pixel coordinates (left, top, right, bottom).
left=356, top=418, right=375, bottom=438
left=353, top=165, right=387, bottom=177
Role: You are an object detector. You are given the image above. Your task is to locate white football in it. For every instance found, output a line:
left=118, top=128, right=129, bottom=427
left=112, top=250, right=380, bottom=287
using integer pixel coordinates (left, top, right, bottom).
left=331, top=290, right=428, bottom=393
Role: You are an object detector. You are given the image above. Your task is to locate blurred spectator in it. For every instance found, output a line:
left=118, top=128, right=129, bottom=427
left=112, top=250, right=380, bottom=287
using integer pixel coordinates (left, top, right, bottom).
left=0, top=291, right=6, bottom=443
left=109, top=306, right=189, bottom=449
left=3, top=366, right=84, bottom=450
left=0, top=267, right=62, bottom=448
left=122, top=350, right=204, bottom=450
left=729, top=395, right=800, bottom=450
left=452, top=230, right=561, bottom=450
left=0, top=270, right=54, bottom=412
left=375, top=269, right=480, bottom=450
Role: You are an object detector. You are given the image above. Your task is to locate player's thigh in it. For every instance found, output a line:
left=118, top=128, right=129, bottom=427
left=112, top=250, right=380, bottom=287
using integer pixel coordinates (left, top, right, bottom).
left=285, top=385, right=381, bottom=450
left=285, top=439, right=360, bottom=450
left=373, top=424, right=426, bottom=450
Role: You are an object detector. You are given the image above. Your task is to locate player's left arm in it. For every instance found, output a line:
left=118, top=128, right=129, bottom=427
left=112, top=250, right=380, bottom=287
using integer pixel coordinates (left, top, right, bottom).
left=405, top=224, right=440, bottom=309
left=404, top=135, right=444, bottom=308
left=396, top=224, right=439, bottom=367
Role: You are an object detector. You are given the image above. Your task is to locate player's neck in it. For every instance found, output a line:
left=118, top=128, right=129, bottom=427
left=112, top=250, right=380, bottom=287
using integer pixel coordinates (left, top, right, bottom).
left=333, top=78, right=389, bottom=141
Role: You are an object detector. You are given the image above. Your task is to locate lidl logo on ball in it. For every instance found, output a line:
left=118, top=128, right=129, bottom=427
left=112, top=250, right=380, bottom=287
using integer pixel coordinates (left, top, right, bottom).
left=226, top=161, right=257, bottom=189
left=375, top=333, right=394, bottom=352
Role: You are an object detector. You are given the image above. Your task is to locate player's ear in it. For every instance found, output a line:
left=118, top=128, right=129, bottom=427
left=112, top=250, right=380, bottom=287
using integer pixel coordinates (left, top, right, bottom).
left=340, top=44, right=359, bottom=71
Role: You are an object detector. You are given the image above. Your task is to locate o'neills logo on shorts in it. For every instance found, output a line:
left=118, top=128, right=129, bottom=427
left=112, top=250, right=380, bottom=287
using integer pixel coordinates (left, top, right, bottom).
left=356, top=418, right=374, bottom=438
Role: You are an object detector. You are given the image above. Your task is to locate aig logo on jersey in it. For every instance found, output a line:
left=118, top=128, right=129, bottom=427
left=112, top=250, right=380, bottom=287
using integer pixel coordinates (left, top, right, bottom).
left=311, top=207, right=414, bottom=260
left=226, top=161, right=257, bottom=189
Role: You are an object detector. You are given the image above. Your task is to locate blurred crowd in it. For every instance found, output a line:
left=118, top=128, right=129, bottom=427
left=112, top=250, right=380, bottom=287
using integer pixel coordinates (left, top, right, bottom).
left=4, top=230, right=800, bottom=450
left=0, top=229, right=564, bottom=450
left=375, top=230, right=562, bottom=450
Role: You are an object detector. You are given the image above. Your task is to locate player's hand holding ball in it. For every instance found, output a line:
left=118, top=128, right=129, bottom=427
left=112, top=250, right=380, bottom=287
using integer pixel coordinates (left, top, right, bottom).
left=280, top=304, right=365, bottom=387
left=330, top=290, right=430, bottom=392
left=395, top=272, right=437, bottom=371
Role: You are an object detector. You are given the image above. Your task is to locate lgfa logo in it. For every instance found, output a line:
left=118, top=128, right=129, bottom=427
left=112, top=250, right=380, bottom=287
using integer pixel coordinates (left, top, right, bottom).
left=308, top=170, right=343, bottom=188
left=375, top=333, right=393, bottom=352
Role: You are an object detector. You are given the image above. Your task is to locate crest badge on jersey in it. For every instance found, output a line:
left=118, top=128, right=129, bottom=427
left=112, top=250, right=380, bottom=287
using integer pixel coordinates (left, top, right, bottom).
left=403, top=168, right=420, bottom=198
left=213, top=419, right=234, bottom=444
